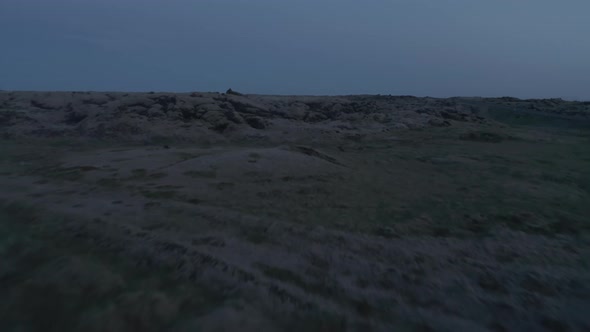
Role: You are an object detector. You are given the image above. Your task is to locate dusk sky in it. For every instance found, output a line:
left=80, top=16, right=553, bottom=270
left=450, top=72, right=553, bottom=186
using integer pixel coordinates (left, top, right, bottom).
left=1, top=0, right=589, bottom=99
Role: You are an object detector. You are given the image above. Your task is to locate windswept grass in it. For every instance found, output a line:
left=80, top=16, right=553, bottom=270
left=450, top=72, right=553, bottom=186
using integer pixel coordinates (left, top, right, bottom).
left=0, top=202, right=225, bottom=332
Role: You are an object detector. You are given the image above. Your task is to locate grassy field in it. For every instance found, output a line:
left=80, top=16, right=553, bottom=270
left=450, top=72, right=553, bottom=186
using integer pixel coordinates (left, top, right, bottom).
left=1, top=106, right=590, bottom=331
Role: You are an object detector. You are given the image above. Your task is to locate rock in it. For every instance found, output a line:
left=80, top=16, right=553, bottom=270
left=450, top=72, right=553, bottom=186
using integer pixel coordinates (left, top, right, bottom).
left=148, top=106, right=165, bottom=118
left=150, top=95, right=177, bottom=110
left=245, top=116, right=267, bottom=129
left=202, top=110, right=227, bottom=124
left=226, top=88, right=243, bottom=96
left=64, top=111, right=88, bottom=125
left=120, top=96, right=153, bottom=108
left=428, top=118, right=451, bottom=127
left=166, top=111, right=183, bottom=120
left=225, top=95, right=270, bottom=115
left=80, top=95, right=111, bottom=106
left=285, top=102, right=309, bottom=120
left=127, top=106, right=149, bottom=116
left=30, top=97, right=67, bottom=110
left=402, top=118, right=427, bottom=129
left=149, top=104, right=163, bottom=111
left=342, top=113, right=365, bottom=122
left=198, top=103, right=225, bottom=113
left=372, top=113, right=391, bottom=123
left=202, top=110, right=231, bottom=132
left=224, top=110, right=244, bottom=124
left=304, top=112, right=328, bottom=123
left=174, top=107, right=198, bottom=120
left=181, top=96, right=216, bottom=106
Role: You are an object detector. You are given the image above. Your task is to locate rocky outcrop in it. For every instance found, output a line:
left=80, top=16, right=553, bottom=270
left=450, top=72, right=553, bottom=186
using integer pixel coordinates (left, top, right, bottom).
left=2, top=91, right=586, bottom=141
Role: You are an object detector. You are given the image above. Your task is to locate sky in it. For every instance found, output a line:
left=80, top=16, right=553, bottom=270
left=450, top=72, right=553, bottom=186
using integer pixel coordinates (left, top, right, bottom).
left=1, top=0, right=589, bottom=99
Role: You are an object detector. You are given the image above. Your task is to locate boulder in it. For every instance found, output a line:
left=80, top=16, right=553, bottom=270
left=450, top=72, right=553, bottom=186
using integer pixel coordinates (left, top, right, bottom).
left=202, top=110, right=231, bottom=132
left=244, top=116, right=267, bottom=129
left=226, top=88, right=244, bottom=96
left=148, top=106, right=166, bottom=118
left=428, top=118, right=451, bottom=127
